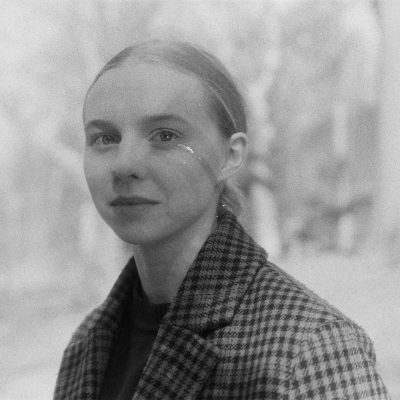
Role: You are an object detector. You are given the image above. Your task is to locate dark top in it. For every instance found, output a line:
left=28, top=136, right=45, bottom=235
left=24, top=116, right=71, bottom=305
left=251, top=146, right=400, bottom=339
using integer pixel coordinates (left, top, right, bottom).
left=99, top=279, right=170, bottom=400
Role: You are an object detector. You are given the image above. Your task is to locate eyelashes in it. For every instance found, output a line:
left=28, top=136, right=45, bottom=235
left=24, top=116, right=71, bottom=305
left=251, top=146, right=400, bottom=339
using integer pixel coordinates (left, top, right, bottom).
left=90, top=133, right=120, bottom=146
left=149, top=128, right=181, bottom=143
left=86, top=128, right=183, bottom=148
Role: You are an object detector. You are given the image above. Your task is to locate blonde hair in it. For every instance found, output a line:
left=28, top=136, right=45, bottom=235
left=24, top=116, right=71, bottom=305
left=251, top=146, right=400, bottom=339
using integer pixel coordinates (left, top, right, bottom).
left=88, top=40, right=247, bottom=214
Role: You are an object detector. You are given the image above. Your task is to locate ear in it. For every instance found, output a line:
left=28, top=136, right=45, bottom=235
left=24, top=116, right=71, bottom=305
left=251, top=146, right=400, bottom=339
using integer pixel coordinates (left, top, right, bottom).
left=219, top=132, right=248, bottom=181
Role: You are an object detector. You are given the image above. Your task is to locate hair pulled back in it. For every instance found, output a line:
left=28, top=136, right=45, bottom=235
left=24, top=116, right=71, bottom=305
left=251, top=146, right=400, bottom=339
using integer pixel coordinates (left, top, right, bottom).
left=87, top=40, right=247, bottom=215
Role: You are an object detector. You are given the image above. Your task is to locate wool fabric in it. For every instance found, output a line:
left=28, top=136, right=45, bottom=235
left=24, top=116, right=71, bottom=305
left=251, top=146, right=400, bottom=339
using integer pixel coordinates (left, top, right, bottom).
left=54, top=211, right=390, bottom=400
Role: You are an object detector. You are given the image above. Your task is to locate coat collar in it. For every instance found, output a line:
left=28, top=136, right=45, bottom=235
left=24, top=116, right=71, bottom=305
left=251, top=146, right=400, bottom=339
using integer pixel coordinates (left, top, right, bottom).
left=163, top=210, right=266, bottom=333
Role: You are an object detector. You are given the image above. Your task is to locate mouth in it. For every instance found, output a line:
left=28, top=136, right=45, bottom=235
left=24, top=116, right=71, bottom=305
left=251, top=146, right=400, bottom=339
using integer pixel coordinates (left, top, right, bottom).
left=110, top=196, right=159, bottom=207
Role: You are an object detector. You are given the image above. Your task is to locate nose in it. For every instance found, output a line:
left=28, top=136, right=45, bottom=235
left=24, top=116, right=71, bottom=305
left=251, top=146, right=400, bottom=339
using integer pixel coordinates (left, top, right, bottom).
left=111, top=135, right=147, bottom=186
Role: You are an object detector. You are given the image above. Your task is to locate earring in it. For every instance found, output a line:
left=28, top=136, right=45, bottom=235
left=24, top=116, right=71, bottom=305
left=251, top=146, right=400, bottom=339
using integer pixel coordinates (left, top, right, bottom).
left=216, top=201, right=228, bottom=220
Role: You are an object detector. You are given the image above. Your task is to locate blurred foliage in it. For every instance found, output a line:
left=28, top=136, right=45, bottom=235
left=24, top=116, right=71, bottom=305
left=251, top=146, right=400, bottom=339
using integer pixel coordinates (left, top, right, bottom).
left=267, top=0, right=379, bottom=254
left=0, top=0, right=380, bottom=300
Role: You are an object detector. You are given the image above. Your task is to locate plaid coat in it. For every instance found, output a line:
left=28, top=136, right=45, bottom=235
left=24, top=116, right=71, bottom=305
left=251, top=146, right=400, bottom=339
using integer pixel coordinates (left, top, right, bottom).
left=54, top=211, right=389, bottom=400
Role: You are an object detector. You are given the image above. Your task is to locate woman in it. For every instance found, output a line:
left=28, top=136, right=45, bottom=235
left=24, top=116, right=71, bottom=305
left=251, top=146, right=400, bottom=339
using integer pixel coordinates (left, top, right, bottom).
left=54, top=40, right=389, bottom=400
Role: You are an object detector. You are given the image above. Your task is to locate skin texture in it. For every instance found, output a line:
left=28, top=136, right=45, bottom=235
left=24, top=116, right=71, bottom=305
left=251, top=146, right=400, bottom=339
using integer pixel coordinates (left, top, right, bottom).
left=83, top=61, right=246, bottom=302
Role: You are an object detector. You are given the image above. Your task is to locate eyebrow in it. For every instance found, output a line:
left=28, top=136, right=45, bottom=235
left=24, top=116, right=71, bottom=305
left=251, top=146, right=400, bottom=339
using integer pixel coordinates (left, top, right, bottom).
left=84, top=113, right=191, bottom=133
left=84, top=119, right=118, bottom=133
left=141, top=113, right=190, bottom=126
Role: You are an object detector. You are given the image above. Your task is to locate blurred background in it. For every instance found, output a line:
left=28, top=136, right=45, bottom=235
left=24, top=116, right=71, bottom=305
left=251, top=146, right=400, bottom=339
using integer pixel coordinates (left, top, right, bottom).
left=1, top=0, right=399, bottom=398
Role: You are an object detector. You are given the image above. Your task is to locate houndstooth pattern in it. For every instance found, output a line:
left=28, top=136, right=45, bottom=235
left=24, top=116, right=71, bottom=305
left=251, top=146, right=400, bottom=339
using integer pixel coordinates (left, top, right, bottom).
left=54, top=211, right=390, bottom=400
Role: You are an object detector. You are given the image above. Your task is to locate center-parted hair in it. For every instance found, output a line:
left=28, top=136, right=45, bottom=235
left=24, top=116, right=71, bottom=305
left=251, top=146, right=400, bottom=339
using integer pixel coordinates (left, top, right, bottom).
left=86, top=39, right=247, bottom=214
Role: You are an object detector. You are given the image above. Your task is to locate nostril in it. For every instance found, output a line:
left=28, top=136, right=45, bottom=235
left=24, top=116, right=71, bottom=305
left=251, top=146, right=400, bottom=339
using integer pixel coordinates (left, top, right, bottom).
left=111, top=156, right=142, bottom=181
left=112, top=173, right=139, bottom=195
left=112, top=170, right=139, bottom=182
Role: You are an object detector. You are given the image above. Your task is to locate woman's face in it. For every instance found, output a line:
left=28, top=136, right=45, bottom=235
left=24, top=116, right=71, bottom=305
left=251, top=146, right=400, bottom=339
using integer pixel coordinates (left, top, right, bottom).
left=83, top=61, right=228, bottom=246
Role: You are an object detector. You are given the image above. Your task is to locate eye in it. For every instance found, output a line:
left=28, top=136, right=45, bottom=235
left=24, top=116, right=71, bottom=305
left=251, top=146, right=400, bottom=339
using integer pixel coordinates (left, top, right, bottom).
left=99, top=135, right=118, bottom=145
left=91, top=133, right=120, bottom=146
left=151, top=129, right=180, bottom=142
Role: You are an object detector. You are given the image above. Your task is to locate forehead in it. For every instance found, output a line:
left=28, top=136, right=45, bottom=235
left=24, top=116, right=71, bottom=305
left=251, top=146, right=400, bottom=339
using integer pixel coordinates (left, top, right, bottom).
left=84, top=62, right=211, bottom=126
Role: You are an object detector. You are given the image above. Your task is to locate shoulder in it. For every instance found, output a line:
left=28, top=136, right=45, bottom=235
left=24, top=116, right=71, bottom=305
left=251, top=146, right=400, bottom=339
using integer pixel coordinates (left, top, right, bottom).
left=230, top=256, right=376, bottom=368
left=66, top=304, right=105, bottom=345
left=288, top=317, right=388, bottom=399
left=220, top=259, right=389, bottom=397
left=246, top=259, right=360, bottom=334
left=64, top=260, right=137, bottom=347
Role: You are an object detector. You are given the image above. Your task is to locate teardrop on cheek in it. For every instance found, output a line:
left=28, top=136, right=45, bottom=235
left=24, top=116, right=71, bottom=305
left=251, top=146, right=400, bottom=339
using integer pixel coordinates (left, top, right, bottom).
left=175, top=144, right=219, bottom=186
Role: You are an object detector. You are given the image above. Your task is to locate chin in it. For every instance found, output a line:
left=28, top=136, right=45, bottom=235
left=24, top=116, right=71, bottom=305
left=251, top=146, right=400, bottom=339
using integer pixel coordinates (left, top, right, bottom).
left=110, top=222, right=172, bottom=247
left=111, top=226, right=154, bottom=246
left=105, top=206, right=217, bottom=247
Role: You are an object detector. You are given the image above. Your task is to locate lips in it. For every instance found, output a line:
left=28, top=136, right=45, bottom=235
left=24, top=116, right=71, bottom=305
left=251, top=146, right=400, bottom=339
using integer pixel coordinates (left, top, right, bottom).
left=110, top=196, right=158, bottom=207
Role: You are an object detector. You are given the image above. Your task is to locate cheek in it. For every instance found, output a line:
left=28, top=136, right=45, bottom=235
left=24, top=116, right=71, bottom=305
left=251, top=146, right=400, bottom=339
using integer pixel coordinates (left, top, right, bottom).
left=174, top=144, right=219, bottom=185
left=83, top=153, right=108, bottom=197
left=158, top=148, right=220, bottom=200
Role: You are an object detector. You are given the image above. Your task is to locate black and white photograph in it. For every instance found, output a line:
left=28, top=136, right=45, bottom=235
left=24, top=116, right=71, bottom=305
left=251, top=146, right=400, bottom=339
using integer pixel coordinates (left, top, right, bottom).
left=1, top=1, right=398, bottom=399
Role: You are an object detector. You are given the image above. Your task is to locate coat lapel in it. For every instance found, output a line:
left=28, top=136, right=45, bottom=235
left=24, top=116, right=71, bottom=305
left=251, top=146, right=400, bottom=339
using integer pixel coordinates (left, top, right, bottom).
left=69, top=327, right=116, bottom=399
left=164, top=210, right=266, bottom=333
left=133, top=324, right=220, bottom=400
left=134, top=211, right=267, bottom=399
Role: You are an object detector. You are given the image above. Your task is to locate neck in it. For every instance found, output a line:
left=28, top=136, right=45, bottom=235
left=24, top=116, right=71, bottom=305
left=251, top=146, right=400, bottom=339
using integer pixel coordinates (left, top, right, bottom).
left=133, top=208, right=218, bottom=304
